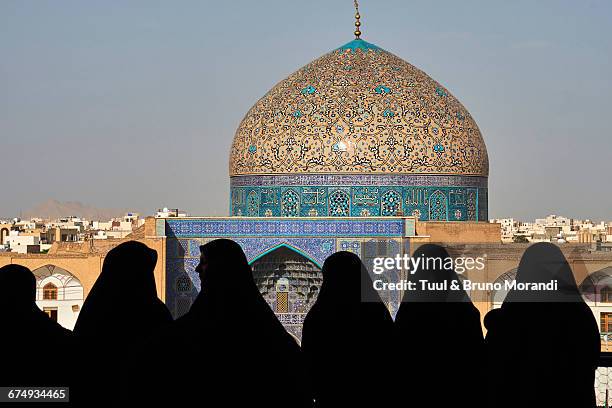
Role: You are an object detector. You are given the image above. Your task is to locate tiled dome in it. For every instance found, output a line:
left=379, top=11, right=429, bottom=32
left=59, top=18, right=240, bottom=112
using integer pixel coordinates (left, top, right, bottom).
left=228, top=39, right=489, bottom=220
left=230, top=39, right=488, bottom=177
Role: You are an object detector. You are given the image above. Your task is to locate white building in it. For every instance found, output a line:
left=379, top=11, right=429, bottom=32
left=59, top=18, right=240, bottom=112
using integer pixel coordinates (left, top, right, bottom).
left=490, top=215, right=612, bottom=244
left=535, top=214, right=572, bottom=227
left=5, top=231, right=40, bottom=254
left=33, top=265, right=84, bottom=330
left=156, top=208, right=188, bottom=218
left=490, top=218, right=518, bottom=242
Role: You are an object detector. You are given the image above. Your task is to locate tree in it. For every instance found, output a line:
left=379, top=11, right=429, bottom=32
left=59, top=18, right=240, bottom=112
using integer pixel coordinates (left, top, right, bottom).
left=513, top=235, right=529, bottom=243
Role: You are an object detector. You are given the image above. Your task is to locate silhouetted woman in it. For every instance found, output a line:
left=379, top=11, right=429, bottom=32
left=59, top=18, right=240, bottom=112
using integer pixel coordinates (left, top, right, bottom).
left=301, top=251, right=396, bottom=408
left=157, top=239, right=310, bottom=407
left=73, top=241, right=172, bottom=406
left=395, top=244, right=484, bottom=407
left=0, top=265, right=75, bottom=392
left=484, top=242, right=599, bottom=408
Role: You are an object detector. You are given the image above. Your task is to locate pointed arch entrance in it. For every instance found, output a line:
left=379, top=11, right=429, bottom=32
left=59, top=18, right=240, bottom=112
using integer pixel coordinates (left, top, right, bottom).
left=250, top=244, right=323, bottom=340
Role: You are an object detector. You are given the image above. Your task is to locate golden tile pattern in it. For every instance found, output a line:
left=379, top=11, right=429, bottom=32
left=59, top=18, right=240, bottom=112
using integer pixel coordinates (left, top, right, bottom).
left=230, top=39, right=489, bottom=177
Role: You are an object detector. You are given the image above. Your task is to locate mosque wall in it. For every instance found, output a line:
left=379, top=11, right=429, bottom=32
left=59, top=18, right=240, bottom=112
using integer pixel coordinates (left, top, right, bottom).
left=414, top=221, right=501, bottom=243
left=0, top=254, right=102, bottom=296
left=160, top=217, right=408, bottom=337
left=157, top=218, right=607, bottom=336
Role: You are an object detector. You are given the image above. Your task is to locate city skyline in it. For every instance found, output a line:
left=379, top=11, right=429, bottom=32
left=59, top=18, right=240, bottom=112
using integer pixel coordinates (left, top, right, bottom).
left=2, top=200, right=611, bottom=226
left=2, top=0, right=611, bottom=220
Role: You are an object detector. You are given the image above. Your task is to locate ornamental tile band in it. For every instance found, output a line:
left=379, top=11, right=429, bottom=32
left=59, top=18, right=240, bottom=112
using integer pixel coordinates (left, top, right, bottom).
left=230, top=185, right=487, bottom=221
left=230, top=174, right=488, bottom=188
left=165, top=218, right=405, bottom=238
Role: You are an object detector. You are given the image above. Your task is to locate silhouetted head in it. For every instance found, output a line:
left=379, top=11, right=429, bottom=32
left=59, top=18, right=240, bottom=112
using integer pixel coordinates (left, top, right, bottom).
left=196, top=239, right=251, bottom=288
left=0, top=264, right=36, bottom=309
left=315, top=251, right=386, bottom=308
left=98, top=240, right=158, bottom=298
left=190, top=239, right=287, bottom=335
left=403, top=244, right=469, bottom=303
left=74, top=240, right=170, bottom=338
left=317, top=251, right=360, bottom=303
left=506, top=242, right=580, bottom=303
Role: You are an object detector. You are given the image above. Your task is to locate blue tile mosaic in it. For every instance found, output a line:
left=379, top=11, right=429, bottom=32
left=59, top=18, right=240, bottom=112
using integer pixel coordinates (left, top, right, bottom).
left=166, top=218, right=405, bottom=238
left=230, top=184, right=486, bottom=221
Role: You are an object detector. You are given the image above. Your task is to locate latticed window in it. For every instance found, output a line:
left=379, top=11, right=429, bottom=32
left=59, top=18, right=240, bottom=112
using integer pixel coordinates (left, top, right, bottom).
left=601, top=313, right=612, bottom=333
left=276, top=292, right=289, bottom=313
left=176, top=276, right=192, bottom=293
left=43, top=283, right=58, bottom=300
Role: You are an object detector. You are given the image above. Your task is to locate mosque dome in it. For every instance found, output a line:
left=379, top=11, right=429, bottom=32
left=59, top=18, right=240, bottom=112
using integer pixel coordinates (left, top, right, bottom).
left=230, top=39, right=488, bottom=178
left=229, top=38, right=489, bottom=221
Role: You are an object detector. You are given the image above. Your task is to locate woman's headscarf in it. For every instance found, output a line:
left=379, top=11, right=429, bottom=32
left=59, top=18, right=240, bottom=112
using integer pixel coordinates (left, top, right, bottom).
left=504, top=241, right=583, bottom=303
left=169, top=239, right=308, bottom=407
left=74, top=240, right=171, bottom=339
left=0, top=265, right=73, bottom=387
left=189, top=239, right=288, bottom=332
left=0, top=264, right=37, bottom=313
left=399, top=243, right=474, bottom=304
left=302, top=251, right=395, bottom=407
left=494, top=242, right=599, bottom=353
left=485, top=242, right=600, bottom=408
left=304, top=251, right=393, bottom=324
left=395, top=244, right=484, bottom=407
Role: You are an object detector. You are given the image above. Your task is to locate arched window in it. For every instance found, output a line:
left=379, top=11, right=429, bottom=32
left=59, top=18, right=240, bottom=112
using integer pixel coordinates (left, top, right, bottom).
left=43, top=283, right=58, bottom=300
left=176, top=275, right=192, bottom=293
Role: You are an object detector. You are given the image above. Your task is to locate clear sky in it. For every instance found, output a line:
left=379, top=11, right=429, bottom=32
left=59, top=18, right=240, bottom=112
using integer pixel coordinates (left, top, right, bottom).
left=1, top=0, right=611, bottom=221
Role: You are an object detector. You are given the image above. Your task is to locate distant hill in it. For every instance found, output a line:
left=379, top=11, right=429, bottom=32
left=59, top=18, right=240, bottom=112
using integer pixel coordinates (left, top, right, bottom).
left=22, top=199, right=131, bottom=221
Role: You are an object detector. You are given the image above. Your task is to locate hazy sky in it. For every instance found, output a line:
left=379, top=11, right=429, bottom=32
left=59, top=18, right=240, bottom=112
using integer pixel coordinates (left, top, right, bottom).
left=2, top=0, right=611, bottom=221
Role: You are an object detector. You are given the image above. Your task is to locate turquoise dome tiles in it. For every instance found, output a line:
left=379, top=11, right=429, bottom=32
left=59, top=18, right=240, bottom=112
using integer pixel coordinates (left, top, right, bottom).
left=336, top=38, right=382, bottom=52
left=230, top=174, right=487, bottom=221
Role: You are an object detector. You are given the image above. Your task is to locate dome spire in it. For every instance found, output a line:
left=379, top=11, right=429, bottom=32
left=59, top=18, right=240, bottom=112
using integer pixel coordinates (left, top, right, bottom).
left=353, top=0, right=362, bottom=39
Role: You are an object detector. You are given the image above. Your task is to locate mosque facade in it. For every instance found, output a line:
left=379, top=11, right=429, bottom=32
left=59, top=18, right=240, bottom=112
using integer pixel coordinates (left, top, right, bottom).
left=160, top=35, right=496, bottom=339
left=1, top=33, right=501, bottom=340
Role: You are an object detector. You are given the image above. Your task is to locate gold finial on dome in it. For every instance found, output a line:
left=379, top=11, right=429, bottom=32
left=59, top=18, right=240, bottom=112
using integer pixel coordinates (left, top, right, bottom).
left=353, top=0, right=362, bottom=39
